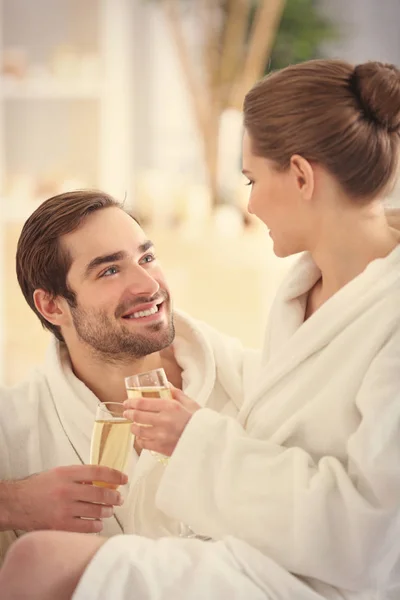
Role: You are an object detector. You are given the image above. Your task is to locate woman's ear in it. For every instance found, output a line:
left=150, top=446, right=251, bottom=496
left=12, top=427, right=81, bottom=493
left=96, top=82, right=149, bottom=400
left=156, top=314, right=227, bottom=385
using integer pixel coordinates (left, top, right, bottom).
left=290, top=154, right=314, bottom=201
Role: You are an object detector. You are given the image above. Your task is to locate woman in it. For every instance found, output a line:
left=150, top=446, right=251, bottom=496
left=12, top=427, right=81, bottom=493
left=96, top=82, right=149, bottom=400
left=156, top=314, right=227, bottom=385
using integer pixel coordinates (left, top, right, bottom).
left=2, top=59, right=400, bottom=600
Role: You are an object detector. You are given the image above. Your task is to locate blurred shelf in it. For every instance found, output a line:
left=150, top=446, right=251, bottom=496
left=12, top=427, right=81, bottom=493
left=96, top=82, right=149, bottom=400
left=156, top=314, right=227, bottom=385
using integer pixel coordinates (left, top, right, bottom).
left=0, top=77, right=103, bottom=100
left=0, top=0, right=136, bottom=383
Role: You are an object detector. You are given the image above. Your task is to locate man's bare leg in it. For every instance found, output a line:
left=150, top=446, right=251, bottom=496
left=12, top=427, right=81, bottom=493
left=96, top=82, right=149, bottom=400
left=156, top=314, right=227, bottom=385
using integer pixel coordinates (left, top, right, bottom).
left=0, top=531, right=105, bottom=600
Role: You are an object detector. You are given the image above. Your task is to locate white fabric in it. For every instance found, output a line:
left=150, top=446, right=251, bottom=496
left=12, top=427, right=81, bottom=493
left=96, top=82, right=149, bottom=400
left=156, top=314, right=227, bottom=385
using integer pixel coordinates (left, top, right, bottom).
left=153, top=245, right=400, bottom=599
left=73, top=535, right=327, bottom=600
left=5, top=244, right=400, bottom=600
left=0, top=311, right=254, bottom=561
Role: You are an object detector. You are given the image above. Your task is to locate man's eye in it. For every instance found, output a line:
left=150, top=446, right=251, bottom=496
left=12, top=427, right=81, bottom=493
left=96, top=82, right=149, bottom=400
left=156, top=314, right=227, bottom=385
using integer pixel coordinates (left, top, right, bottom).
left=100, top=266, right=119, bottom=277
left=140, top=253, right=156, bottom=265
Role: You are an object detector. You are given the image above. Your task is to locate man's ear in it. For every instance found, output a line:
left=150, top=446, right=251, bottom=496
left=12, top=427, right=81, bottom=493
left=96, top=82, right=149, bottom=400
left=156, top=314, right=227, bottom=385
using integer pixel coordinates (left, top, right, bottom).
left=33, top=289, right=68, bottom=328
left=290, top=154, right=315, bottom=201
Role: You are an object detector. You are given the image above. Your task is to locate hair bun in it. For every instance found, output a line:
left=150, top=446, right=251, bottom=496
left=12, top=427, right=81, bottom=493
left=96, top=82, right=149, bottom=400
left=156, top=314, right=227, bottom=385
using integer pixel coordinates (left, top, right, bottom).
left=350, top=62, right=400, bottom=133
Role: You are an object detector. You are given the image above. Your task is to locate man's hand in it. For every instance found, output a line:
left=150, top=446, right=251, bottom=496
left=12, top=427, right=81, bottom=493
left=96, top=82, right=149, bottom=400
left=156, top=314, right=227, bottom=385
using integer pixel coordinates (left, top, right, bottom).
left=123, top=386, right=201, bottom=457
left=0, top=465, right=127, bottom=534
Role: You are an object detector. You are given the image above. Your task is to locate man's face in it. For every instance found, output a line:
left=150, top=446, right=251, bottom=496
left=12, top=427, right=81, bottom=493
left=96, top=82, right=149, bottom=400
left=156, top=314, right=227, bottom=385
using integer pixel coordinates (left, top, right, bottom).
left=60, top=207, right=174, bottom=362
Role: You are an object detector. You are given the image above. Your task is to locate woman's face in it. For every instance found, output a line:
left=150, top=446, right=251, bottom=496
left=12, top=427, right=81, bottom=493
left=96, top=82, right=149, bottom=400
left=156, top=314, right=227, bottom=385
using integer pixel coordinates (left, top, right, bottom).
left=242, top=130, right=312, bottom=257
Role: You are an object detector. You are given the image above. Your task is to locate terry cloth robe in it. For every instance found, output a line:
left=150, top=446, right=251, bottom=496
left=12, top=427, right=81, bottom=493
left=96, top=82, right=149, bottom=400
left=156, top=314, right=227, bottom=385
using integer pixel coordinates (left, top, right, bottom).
left=0, top=311, right=255, bottom=563
left=73, top=535, right=330, bottom=600
left=150, top=244, right=400, bottom=600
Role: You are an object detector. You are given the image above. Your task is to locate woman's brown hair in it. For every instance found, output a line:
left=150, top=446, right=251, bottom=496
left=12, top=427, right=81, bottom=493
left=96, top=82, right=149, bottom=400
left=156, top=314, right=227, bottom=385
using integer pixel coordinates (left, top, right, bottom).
left=243, top=59, right=400, bottom=200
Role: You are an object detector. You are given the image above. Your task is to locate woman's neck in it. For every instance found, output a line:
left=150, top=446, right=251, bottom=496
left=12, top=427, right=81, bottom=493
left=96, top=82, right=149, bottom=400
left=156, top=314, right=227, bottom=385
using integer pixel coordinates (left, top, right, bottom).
left=306, top=208, right=399, bottom=316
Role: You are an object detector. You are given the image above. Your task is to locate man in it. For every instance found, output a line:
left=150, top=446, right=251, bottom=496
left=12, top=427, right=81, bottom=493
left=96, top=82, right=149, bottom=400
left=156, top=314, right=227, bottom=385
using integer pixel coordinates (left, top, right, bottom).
left=0, top=190, right=255, bottom=561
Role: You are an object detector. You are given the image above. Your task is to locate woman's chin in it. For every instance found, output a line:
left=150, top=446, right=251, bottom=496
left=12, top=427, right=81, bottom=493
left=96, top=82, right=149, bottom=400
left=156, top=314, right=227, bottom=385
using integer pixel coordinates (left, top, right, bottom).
left=271, top=239, right=297, bottom=259
left=269, top=232, right=304, bottom=258
left=273, top=247, right=289, bottom=258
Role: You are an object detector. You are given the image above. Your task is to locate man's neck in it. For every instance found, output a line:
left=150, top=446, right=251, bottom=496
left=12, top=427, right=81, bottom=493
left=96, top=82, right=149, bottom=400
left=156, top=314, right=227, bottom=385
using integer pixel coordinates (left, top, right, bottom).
left=66, top=343, right=182, bottom=405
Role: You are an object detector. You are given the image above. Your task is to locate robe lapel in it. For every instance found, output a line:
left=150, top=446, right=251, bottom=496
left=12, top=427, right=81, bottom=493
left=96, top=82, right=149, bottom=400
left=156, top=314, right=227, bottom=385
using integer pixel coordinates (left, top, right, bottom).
left=42, top=311, right=217, bottom=536
left=44, top=341, right=124, bottom=535
left=239, top=246, right=400, bottom=425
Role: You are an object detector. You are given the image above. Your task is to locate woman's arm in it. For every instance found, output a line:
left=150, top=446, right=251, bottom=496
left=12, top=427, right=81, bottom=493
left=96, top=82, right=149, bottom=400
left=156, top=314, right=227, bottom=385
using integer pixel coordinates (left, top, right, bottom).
left=154, top=329, right=400, bottom=592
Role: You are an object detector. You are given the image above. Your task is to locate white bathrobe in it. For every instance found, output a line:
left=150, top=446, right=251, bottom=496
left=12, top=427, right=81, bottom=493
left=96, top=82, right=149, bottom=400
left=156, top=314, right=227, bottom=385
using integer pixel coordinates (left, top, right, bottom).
left=76, top=244, right=400, bottom=600
left=0, top=311, right=255, bottom=562
left=74, top=535, right=329, bottom=600
left=73, top=245, right=400, bottom=600
left=151, top=244, right=400, bottom=599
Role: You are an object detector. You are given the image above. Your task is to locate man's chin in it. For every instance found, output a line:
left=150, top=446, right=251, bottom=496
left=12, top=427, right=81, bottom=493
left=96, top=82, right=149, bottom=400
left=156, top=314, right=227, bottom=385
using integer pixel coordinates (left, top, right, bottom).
left=120, top=317, right=174, bottom=347
left=120, top=314, right=171, bottom=332
left=71, top=302, right=175, bottom=361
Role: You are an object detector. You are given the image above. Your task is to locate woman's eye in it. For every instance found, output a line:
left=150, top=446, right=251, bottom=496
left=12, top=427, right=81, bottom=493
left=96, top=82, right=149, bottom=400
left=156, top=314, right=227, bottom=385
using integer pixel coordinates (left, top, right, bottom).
left=140, top=253, right=156, bottom=265
left=100, top=266, right=119, bottom=277
left=245, top=180, right=254, bottom=186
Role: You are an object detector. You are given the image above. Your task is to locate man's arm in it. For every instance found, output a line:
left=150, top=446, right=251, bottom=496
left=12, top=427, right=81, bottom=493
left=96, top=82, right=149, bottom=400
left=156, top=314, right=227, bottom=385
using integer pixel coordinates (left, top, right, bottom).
left=0, top=465, right=127, bottom=533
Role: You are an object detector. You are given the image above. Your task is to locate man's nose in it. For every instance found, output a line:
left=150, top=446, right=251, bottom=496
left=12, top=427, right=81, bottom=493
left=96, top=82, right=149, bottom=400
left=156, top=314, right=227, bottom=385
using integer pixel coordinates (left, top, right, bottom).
left=126, top=266, right=160, bottom=297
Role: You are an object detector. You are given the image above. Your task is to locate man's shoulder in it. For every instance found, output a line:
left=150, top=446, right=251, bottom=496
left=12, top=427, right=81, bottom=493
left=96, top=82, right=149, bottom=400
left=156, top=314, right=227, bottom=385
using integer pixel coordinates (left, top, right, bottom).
left=0, top=366, right=49, bottom=405
left=175, top=309, right=244, bottom=349
left=174, top=309, right=260, bottom=370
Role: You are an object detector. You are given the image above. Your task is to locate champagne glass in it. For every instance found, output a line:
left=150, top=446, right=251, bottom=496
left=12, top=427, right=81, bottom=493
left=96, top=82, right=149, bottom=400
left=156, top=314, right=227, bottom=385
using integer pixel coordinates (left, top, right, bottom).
left=125, top=368, right=211, bottom=540
left=125, top=368, right=172, bottom=466
left=90, top=402, right=132, bottom=489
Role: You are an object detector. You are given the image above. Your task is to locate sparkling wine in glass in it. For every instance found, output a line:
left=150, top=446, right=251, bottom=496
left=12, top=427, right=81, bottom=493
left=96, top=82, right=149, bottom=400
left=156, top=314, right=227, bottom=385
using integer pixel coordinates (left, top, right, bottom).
left=125, top=368, right=172, bottom=466
left=125, top=368, right=211, bottom=540
left=90, top=401, right=132, bottom=489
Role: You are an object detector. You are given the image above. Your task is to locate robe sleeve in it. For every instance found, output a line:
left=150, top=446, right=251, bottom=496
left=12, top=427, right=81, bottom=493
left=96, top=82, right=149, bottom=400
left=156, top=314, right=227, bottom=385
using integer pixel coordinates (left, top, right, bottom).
left=156, top=329, right=400, bottom=592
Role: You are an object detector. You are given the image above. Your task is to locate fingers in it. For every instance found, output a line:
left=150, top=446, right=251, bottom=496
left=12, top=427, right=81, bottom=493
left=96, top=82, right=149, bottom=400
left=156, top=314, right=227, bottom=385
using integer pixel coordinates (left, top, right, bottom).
left=138, top=438, right=172, bottom=457
left=138, top=438, right=156, bottom=452
left=124, top=409, right=161, bottom=426
left=169, top=385, right=184, bottom=401
left=69, top=518, right=104, bottom=535
left=123, top=400, right=182, bottom=425
left=170, top=387, right=199, bottom=411
left=63, top=465, right=128, bottom=487
left=73, top=502, right=114, bottom=520
left=76, top=483, right=123, bottom=507
left=123, top=397, right=171, bottom=413
left=130, top=423, right=157, bottom=440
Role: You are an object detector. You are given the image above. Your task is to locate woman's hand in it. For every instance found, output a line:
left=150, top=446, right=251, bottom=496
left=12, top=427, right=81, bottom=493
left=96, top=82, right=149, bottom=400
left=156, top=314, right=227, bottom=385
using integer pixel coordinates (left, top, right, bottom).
left=123, top=386, right=201, bottom=457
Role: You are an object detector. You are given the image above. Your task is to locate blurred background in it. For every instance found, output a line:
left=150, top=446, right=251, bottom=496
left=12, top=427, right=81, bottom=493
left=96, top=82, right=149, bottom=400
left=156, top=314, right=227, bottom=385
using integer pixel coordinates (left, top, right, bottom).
left=1, top=0, right=400, bottom=384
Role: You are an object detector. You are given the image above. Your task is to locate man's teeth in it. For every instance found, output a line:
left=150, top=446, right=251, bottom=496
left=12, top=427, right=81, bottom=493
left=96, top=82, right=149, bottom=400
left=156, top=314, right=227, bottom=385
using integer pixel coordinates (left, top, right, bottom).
left=126, top=305, right=159, bottom=319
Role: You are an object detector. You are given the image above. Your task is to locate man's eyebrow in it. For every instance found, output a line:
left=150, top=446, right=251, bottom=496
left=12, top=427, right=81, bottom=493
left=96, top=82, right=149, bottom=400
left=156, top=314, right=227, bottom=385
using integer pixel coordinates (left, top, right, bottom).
left=84, top=251, right=127, bottom=278
left=83, top=241, right=154, bottom=278
left=138, top=240, right=154, bottom=253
